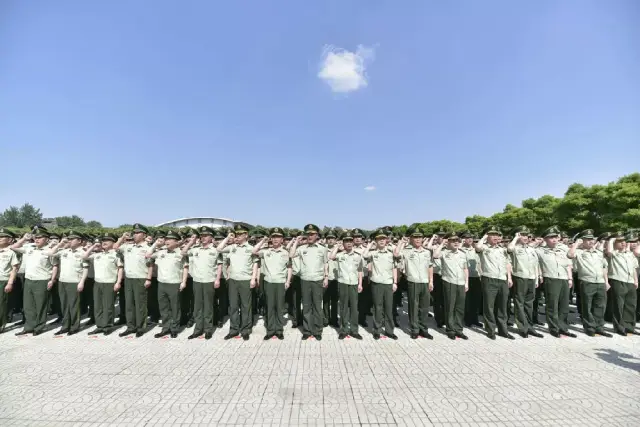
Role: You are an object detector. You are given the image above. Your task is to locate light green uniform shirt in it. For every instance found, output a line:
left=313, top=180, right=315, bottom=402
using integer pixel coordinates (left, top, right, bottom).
left=13, top=245, right=59, bottom=281
left=118, top=243, right=153, bottom=279
left=365, top=248, right=395, bottom=285
left=509, top=244, right=539, bottom=280
left=335, top=250, right=363, bottom=285
left=478, top=245, right=509, bottom=280
left=327, top=245, right=338, bottom=280
left=0, top=247, right=20, bottom=281
left=88, top=250, right=123, bottom=283
left=292, top=255, right=301, bottom=276
left=153, top=249, right=188, bottom=283
left=536, top=246, right=571, bottom=280
left=440, top=248, right=468, bottom=286
left=220, top=243, right=257, bottom=281
left=574, top=248, right=607, bottom=283
left=221, top=252, right=230, bottom=279
left=257, top=247, right=290, bottom=283
left=461, top=246, right=481, bottom=278
left=398, top=246, right=432, bottom=283
left=607, top=250, right=638, bottom=284
left=432, top=256, right=442, bottom=275
left=295, top=243, right=328, bottom=282
left=57, top=248, right=89, bottom=283
left=354, top=246, right=369, bottom=276
left=188, top=244, right=222, bottom=283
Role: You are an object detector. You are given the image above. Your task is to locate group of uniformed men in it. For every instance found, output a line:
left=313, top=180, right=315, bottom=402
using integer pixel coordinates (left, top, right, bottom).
left=0, top=222, right=638, bottom=342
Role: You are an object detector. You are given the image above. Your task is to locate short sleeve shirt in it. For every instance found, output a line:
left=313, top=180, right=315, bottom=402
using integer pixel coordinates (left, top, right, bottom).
left=574, top=248, right=607, bottom=283
left=354, top=246, right=369, bottom=276
left=335, top=250, right=363, bottom=285
left=153, top=249, right=188, bottom=283
left=188, top=245, right=222, bottom=283
left=14, top=246, right=59, bottom=281
left=220, top=243, right=257, bottom=281
left=398, top=246, right=432, bottom=283
left=57, top=248, right=89, bottom=283
left=117, top=243, right=153, bottom=279
left=89, top=250, right=123, bottom=283
left=509, top=244, right=539, bottom=280
left=257, top=247, right=290, bottom=283
left=296, top=243, right=328, bottom=282
left=365, top=248, right=395, bottom=285
left=440, top=248, right=468, bottom=286
left=0, top=247, right=20, bottom=281
left=478, top=245, right=509, bottom=280
left=327, top=245, right=338, bottom=280
left=461, top=246, right=481, bottom=278
left=536, top=246, right=571, bottom=280
left=607, top=250, right=638, bottom=284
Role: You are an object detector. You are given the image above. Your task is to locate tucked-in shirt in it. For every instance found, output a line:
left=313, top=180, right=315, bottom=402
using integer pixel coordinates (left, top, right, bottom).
left=354, top=246, right=369, bottom=276
left=327, top=245, right=338, bottom=280
left=117, top=243, right=153, bottom=279
left=0, top=247, right=20, bottom=281
left=188, top=244, right=222, bottom=283
left=57, top=248, right=89, bottom=283
left=221, top=252, right=230, bottom=279
left=461, top=246, right=481, bottom=278
left=365, top=248, right=395, bottom=285
left=607, top=250, right=638, bottom=284
left=335, top=250, right=363, bottom=285
left=291, top=255, right=301, bottom=276
left=220, top=242, right=257, bottom=281
left=432, top=256, right=442, bottom=275
left=398, top=246, right=432, bottom=283
left=13, top=245, right=59, bottom=280
left=153, top=249, right=188, bottom=283
left=509, top=244, right=539, bottom=280
left=88, top=250, right=123, bottom=283
left=440, top=248, right=468, bottom=286
left=573, top=248, right=607, bottom=283
left=478, top=245, right=509, bottom=280
left=295, top=243, right=328, bottom=282
left=536, top=246, right=571, bottom=280
left=257, top=247, right=290, bottom=283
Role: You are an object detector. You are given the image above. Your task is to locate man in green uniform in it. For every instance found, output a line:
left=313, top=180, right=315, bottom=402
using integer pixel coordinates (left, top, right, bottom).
left=286, top=231, right=304, bottom=328
left=461, top=231, right=483, bottom=328
left=182, top=226, right=222, bottom=340
left=323, top=229, right=339, bottom=328
left=352, top=229, right=371, bottom=327
left=148, top=230, right=165, bottom=325
left=0, top=228, right=20, bottom=333
left=329, top=231, right=363, bottom=340
left=395, top=226, right=434, bottom=340
left=83, top=233, right=123, bottom=335
left=536, top=226, right=576, bottom=338
left=114, top=224, right=154, bottom=338
left=217, top=224, right=258, bottom=340
left=11, top=227, right=59, bottom=336
left=213, top=228, right=228, bottom=328
left=47, top=231, right=63, bottom=324
left=433, top=232, right=469, bottom=340
left=429, top=229, right=447, bottom=329
left=507, top=226, right=544, bottom=338
left=48, top=230, right=89, bottom=336
left=476, top=226, right=514, bottom=340
left=568, top=230, right=612, bottom=337
left=253, top=227, right=291, bottom=340
left=289, top=224, right=328, bottom=340
left=605, top=232, right=639, bottom=335
left=362, top=228, right=398, bottom=340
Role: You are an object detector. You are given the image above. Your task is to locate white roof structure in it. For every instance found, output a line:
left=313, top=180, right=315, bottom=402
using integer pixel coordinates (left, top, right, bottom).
left=155, top=217, right=241, bottom=229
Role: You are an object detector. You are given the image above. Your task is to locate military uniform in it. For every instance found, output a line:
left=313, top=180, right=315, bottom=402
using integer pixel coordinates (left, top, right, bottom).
left=323, top=229, right=339, bottom=327
left=55, top=231, right=90, bottom=335
left=437, top=233, right=468, bottom=339
left=364, top=229, right=397, bottom=339
left=353, top=229, right=372, bottom=327
left=288, top=232, right=303, bottom=328
left=607, top=232, right=639, bottom=335
left=461, top=232, right=482, bottom=327
left=86, top=233, right=123, bottom=334
left=213, top=229, right=229, bottom=327
left=148, top=230, right=165, bottom=324
left=332, top=231, right=363, bottom=338
left=508, top=226, right=541, bottom=337
left=431, top=229, right=447, bottom=328
left=0, top=229, right=20, bottom=332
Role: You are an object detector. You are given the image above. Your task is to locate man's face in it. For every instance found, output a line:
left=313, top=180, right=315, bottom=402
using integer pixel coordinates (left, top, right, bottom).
left=327, top=237, right=336, bottom=246
left=271, top=236, right=283, bottom=247
left=614, top=240, right=626, bottom=251
left=201, top=235, right=213, bottom=245
left=545, top=236, right=558, bottom=247
left=166, top=238, right=180, bottom=250
left=519, top=235, right=530, bottom=245
left=463, top=237, right=473, bottom=246
left=235, top=232, right=247, bottom=244
left=69, top=237, right=82, bottom=249
left=133, top=231, right=146, bottom=244
left=34, top=236, right=48, bottom=248
left=376, top=237, right=387, bottom=249
left=155, top=237, right=166, bottom=247
left=448, top=239, right=460, bottom=250
left=630, top=241, right=638, bottom=251
left=562, top=237, right=569, bottom=244
left=343, top=240, right=354, bottom=251
left=306, top=232, right=318, bottom=244
left=354, top=237, right=362, bottom=246
left=101, top=240, right=114, bottom=251
left=488, top=234, right=500, bottom=245
left=0, top=236, right=11, bottom=246
left=410, top=237, right=422, bottom=248
left=582, top=239, right=595, bottom=249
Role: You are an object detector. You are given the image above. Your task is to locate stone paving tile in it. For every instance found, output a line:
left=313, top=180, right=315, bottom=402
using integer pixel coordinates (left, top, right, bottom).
left=0, top=311, right=639, bottom=427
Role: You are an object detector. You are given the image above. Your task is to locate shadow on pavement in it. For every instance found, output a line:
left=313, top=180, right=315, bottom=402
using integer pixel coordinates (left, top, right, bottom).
left=594, top=348, right=640, bottom=373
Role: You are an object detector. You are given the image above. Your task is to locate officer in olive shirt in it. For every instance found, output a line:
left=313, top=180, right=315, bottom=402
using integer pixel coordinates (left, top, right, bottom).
left=286, top=231, right=304, bottom=328
left=395, top=227, right=434, bottom=340
left=253, top=227, right=292, bottom=340
left=48, top=230, right=90, bottom=336
left=568, top=230, right=612, bottom=337
left=352, top=229, right=371, bottom=328
left=213, top=228, right=229, bottom=328
left=11, top=227, right=59, bottom=336
left=460, top=231, right=482, bottom=328
left=536, top=226, right=576, bottom=338
left=362, top=228, right=398, bottom=340
left=507, top=226, right=544, bottom=338
left=605, top=232, right=639, bottom=336
left=329, top=231, right=364, bottom=340
left=217, top=224, right=258, bottom=341
left=430, top=229, right=447, bottom=329
left=323, top=229, right=339, bottom=328
left=114, top=224, right=154, bottom=338
left=289, top=224, right=328, bottom=340
left=0, top=228, right=20, bottom=333
left=433, top=232, right=469, bottom=340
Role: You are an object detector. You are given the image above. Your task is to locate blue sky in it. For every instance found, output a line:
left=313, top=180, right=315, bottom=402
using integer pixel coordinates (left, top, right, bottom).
left=1, top=0, right=638, bottom=229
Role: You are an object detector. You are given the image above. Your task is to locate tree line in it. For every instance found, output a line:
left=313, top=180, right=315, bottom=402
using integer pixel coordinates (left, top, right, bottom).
left=1, top=173, right=639, bottom=238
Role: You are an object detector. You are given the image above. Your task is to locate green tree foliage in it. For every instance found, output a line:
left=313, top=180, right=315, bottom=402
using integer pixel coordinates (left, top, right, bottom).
left=0, top=203, right=43, bottom=228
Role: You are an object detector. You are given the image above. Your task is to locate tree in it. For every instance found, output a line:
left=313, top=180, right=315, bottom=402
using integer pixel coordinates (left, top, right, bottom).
left=0, top=203, right=43, bottom=228
left=86, top=220, right=102, bottom=228
left=55, top=215, right=86, bottom=228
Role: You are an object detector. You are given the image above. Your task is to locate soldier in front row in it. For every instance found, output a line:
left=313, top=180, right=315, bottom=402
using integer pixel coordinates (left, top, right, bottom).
left=605, top=232, right=639, bottom=336
left=0, top=228, right=20, bottom=333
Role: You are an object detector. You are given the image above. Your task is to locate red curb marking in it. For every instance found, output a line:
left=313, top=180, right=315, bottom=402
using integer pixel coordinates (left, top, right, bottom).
left=162, top=336, right=169, bottom=340
left=272, top=336, right=278, bottom=340
left=89, top=336, right=98, bottom=339
left=381, top=336, right=387, bottom=339
left=234, top=335, right=241, bottom=339
left=126, top=336, right=133, bottom=339
left=54, top=336, right=63, bottom=339
left=346, top=336, right=351, bottom=339
left=198, top=336, right=205, bottom=340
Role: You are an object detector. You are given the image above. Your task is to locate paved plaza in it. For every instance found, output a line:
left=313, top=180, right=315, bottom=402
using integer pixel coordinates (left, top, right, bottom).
left=1, top=309, right=639, bottom=427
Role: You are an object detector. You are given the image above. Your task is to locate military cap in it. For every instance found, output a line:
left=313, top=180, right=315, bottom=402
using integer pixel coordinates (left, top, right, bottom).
left=513, top=225, right=530, bottom=235
left=165, top=230, right=181, bottom=240
left=184, top=228, right=199, bottom=237
left=459, top=230, right=473, bottom=239
left=154, top=230, right=167, bottom=238
left=611, top=231, right=626, bottom=241
left=269, top=227, right=285, bottom=237
left=580, top=229, right=595, bottom=239
left=304, top=224, right=320, bottom=234
left=485, top=225, right=502, bottom=236
left=100, top=232, right=117, bottom=242
left=0, top=228, right=16, bottom=238
left=406, top=226, right=424, bottom=238
left=626, top=232, right=638, bottom=242
left=341, top=230, right=355, bottom=241
left=66, top=229, right=84, bottom=240
left=445, top=231, right=460, bottom=240
left=32, top=226, right=50, bottom=238
left=560, top=231, right=569, bottom=239
left=324, top=228, right=338, bottom=239
left=542, top=226, right=561, bottom=238
left=252, top=228, right=266, bottom=238
left=435, top=228, right=447, bottom=237
left=132, top=223, right=149, bottom=234
left=597, top=232, right=611, bottom=241
left=198, top=226, right=215, bottom=236
left=233, top=224, right=249, bottom=234
left=214, top=230, right=226, bottom=239
left=351, top=228, right=365, bottom=237
left=372, top=229, right=388, bottom=239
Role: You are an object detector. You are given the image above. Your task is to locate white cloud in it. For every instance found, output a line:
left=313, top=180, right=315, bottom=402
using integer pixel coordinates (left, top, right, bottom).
left=364, top=186, right=376, bottom=191
left=318, top=45, right=375, bottom=93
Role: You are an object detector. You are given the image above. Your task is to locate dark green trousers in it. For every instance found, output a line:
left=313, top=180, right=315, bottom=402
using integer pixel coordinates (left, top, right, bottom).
left=124, top=278, right=148, bottom=332
left=431, top=274, right=445, bottom=327
left=543, top=277, right=570, bottom=334
left=288, top=275, right=302, bottom=326
left=407, top=281, right=430, bottom=334
left=0, top=280, right=8, bottom=331
left=443, top=281, right=465, bottom=335
left=358, top=277, right=372, bottom=323
left=579, top=280, right=606, bottom=334
left=464, top=277, right=482, bottom=325
left=147, top=278, right=160, bottom=322
left=371, top=281, right=394, bottom=335
left=513, top=277, right=536, bottom=334
left=323, top=279, right=339, bottom=326
left=338, top=283, right=359, bottom=335
left=193, top=281, right=215, bottom=334
left=23, top=279, right=49, bottom=333
left=611, top=279, right=636, bottom=334
left=482, top=277, right=509, bottom=335
left=302, top=280, right=324, bottom=335
left=228, top=279, right=252, bottom=335
left=158, top=282, right=181, bottom=334
left=264, top=281, right=285, bottom=334
left=93, top=282, right=115, bottom=330
left=59, top=281, right=81, bottom=333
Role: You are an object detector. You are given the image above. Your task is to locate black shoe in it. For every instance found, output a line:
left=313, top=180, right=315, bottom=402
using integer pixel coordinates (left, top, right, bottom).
left=373, top=333, right=380, bottom=340
left=507, top=321, right=514, bottom=327
left=410, top=333, right=418, bottom=339
left=187, top=319, right=194, bottom=328
left=360, top=320, right=369, bottom=327
left=276, top=333, right=284, bottom=340
left=53, top=316, right=63, bottom=324
left=498, top=332, right=515, bottom=340
left=559, top=330, right=576, bottom=338
left=86, top=318, right=95, bottom=326
left=550, top=331, right=561, bottom=338
left=596, top=331, right=613, bottom=338
left=32, top=330, right=42, bottom=336
left=448, top=334, right=456, bottom=340
left=585, top=331, right=595, bottom=337
left=323, top=321, right=329, bottom=327
left=67, top=330, right=79, bottom=336
left=263, top=334, right=273, bottom=341
left=351, top=333, right=363, bottom=340
left=626, top=329, right=640, bottom=336
left=115, top=318, right=126, bottom=326
left=54, top=329, right=68, bottom=336
left=171, top=332, right=178, bottom=338
left=394, top=319, right=400, bottom=328
left=488, top=333, right=496, bottom=340
left=385, top=332, right=398, bottom=340
left=135, top=331, right=144, bottom=338
left=338, top=333, right=346, bottom=340
left=472, top=321, right=483, bottom=328
left=291, top=322, right=298, bottom=329
left=519, top=331, right=529, bottom=338
left=216, top=321, right=223, bottom=328
left=224, top=333, right=239, bottom=340
left=456, top=333, right=469, bottom=340
left=302, top=334, right=311, bottom=340
left=154, top=331, right=170, bottom=338
left=119, top=329, right=136, bottom=337
left=419, top=330, right=434, bottom=340
left=529, top=330, right=544, bottom=338
left=103, top=328, right=113, bottom=336
left=205, top=332, right=213, bottom=340
left=188, top=332, right=203, bottom=340
left=88, top=328, right=103, bottom=335
left=534, top=320, right=545, bottom=326
left=314, top=334, right=322, bottom=341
